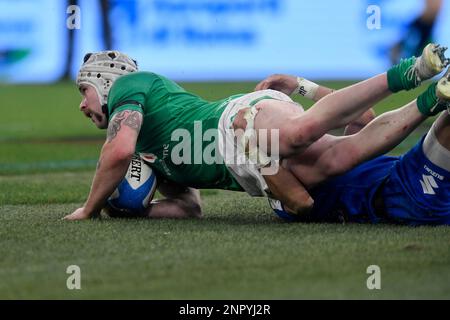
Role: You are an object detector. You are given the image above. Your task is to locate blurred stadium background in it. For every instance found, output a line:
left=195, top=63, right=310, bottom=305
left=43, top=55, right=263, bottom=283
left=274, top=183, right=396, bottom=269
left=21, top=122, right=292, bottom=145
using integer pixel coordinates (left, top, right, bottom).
left=0, top=0, right=449, bottom=299
left=2, top=0, right=450, bottom=82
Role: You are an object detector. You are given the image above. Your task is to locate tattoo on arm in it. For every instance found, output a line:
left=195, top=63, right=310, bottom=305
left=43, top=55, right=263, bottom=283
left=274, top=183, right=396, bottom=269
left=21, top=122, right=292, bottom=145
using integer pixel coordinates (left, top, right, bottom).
left=106, top=110, right=142, bottom=142
left=123, top=111, right=141, bottom=130
left=106, top=112, right=126, bottom=142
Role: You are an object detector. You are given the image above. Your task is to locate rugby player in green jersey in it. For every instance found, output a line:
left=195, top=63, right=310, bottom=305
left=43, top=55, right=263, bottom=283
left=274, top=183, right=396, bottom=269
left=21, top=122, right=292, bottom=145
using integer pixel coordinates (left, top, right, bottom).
left=64, top=45, right=450, bottom=221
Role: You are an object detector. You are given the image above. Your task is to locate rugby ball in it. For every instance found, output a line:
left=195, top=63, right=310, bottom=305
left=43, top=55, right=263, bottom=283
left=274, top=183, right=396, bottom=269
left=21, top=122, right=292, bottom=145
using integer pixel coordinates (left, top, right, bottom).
left=106, top=154, right=157, bottom=215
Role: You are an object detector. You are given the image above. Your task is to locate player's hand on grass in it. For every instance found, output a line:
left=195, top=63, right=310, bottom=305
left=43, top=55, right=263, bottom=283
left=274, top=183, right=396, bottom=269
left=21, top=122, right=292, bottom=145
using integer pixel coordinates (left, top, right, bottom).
left=63, top=207, right=91, bottom=221
left=255, top=74, right=298, bottom=95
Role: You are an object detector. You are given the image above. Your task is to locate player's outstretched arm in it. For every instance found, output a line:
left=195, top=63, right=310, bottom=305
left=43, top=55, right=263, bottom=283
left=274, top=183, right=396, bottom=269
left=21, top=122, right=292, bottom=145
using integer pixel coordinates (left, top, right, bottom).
left=64, top=110, right=143, bottom=221
left=146, top=180, right=202, bottom=219
left=255, top=74, right=333, bottom=102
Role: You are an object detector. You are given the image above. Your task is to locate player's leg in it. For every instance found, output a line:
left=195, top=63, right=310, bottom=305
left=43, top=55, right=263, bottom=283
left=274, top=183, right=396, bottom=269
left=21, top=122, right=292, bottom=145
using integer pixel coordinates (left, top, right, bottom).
left=277, top=111, right=450, bottom=225
left=423, top=112, right=450, bottom=172
left=245, top=44, right=449, bottom=158
left=301, top=100, right=426, bottom=186
left=287, top=44, right=448, bottom=153
left=285, top=70, right=450, bottom=187
left=379, top=109, right=450, bottom=225
left=406, top=69, right=450, bottom=172
left=431, top=69, right=450, bottom=150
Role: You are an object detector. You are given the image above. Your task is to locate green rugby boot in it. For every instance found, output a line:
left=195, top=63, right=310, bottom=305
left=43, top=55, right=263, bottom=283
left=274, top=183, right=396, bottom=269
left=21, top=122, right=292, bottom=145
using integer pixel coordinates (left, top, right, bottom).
left=388, top=43, right=450, bottom=93
left=417, top=68, right=450, bottom=116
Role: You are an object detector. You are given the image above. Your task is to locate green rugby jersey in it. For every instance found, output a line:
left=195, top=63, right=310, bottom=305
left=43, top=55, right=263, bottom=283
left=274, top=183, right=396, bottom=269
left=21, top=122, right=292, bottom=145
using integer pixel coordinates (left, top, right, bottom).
left=107, top=71, right=244, bottom=191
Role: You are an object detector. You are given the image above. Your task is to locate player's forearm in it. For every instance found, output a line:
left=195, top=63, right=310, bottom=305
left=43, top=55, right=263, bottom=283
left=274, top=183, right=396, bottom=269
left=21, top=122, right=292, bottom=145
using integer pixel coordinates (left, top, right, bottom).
left=83, top=110, right=142, bottom=217
left=311, top=86, right=334, bottom=102
left=83, top=143, right=132, bottom=217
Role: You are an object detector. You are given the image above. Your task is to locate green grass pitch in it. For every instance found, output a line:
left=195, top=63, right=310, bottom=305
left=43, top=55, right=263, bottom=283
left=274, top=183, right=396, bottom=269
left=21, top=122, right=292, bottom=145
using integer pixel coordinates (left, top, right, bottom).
left=0, top=81, right=449, bottom=299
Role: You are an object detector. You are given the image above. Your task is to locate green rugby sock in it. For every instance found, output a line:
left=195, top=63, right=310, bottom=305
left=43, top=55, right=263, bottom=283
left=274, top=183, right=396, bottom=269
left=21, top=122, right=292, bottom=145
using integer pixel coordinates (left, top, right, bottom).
left=417, top=82, right=440, bottom=116
left=387, top=57, right=419, bottom=92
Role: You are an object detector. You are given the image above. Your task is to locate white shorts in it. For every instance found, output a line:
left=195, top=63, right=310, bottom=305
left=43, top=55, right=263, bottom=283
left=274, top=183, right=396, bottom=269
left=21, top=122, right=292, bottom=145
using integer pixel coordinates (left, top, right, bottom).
left=218, top=89, right=300, bottom=197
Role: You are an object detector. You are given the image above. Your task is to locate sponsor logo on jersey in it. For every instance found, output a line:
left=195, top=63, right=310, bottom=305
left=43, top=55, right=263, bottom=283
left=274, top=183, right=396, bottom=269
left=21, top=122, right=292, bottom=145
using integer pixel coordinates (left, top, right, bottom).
left=423, top=165, right=444, bottom=181
left=420, top=174, right=439, bottom=195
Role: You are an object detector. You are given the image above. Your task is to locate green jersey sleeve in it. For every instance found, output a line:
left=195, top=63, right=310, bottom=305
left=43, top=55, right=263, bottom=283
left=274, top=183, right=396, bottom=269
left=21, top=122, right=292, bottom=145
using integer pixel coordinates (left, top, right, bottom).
left=107, top=73, right=149, bottom=119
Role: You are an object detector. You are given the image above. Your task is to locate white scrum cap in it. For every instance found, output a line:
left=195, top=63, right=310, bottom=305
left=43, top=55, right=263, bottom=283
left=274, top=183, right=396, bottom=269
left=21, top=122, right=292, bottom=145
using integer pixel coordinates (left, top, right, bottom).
left=76, top=51, right=138, bottom=106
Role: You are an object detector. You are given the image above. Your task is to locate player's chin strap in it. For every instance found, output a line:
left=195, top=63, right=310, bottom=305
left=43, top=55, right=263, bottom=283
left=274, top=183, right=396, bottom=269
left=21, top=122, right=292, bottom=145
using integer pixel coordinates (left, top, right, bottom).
left=102, top=104, right=109, bottom=119
left=104, top=100, right=144, bottom=123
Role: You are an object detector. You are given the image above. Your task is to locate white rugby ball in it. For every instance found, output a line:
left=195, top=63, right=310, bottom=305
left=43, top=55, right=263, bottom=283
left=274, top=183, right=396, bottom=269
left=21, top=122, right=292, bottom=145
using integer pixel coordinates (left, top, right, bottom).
left=107, top=154, right=157, bottom=214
